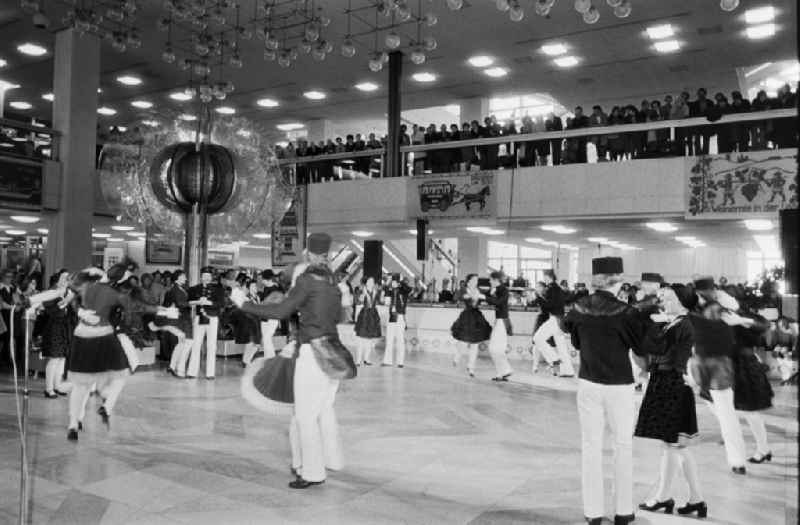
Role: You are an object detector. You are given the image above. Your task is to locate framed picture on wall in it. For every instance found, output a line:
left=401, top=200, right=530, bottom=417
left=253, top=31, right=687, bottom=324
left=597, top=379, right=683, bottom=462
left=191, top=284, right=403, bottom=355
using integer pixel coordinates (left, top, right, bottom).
left=145, top=239, right=182, bottom=265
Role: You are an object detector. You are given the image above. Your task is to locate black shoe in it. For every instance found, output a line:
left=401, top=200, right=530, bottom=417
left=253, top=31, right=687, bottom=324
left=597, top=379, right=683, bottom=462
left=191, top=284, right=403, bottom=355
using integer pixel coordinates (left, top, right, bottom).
left=614, top=514, right=635, bottom=525
left=677, top=501, right=707, bottom=518
left=241, top=362, right=248, bottom=368
left=78, top=421, right=83, bottom=431
left=44, top=391, right=58, bottom=399
left=748, top=452, right=772, bottom=463
left=501, top=373, right=511, bottom=381
left=67, top=428, right=78, bottom=441
left=363, top=361, right=372, bottom=366
left=381, top=363, right=392, bottom=367
left=397, top=365, right=404, bottom=368
left=731, top=466, right=746, bottom=475
left=206, top=376, right=215, bottom=380
left=55, top=389, right=68, bottom=396
left=186, top=375, right=197, bottom=379
left=98, top=406, right=110, bottom=429
left=290, top=466, right=300, bottom=477
left=167, top=368, right=178, bottom=377
left=585, top=518, right=602, bottom=525
left=288, top=477, right=325, bottom=489
left=639, top=498, right=674, bottom=514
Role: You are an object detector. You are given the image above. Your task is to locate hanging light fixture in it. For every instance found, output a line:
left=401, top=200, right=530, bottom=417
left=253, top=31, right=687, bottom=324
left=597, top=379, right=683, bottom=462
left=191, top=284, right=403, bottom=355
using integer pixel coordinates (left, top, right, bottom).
left=719, top=0, right=739, bottom=11
left=583, top=5, right=600, bottom=23
left=614, top=0, right=631, bottom=17
left=509, top=1, right=524, bottom=21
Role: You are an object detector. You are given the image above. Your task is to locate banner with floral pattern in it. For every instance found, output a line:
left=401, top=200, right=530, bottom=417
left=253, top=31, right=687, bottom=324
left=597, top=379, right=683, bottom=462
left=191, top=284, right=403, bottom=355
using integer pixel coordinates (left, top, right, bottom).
left=687, top=149, right=797, bottom=218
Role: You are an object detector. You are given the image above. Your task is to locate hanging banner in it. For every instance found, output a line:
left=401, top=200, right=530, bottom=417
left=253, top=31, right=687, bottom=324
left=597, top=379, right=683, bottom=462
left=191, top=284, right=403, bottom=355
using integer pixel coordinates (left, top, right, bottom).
left=686, top=149, right=798, bottom=218
left=408, top=170, right=497, bottom=220
left=271, top=184, right=308, bottom=267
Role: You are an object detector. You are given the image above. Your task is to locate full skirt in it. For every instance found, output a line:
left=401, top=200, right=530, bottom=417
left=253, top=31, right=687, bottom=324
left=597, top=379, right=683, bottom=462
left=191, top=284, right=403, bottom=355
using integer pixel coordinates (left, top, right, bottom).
left=355, top=307, right=381, bottom=338
left=40, top=311, right=72, bottom=359
left=240, top=356, right=295, bottom=416
left=732, top=352, right=774, bottom=411
left=635, top=369, right=698, bottom=444
left=451, top=308, right=492, bottom=344
left=68, top=333, right=129, bottom=373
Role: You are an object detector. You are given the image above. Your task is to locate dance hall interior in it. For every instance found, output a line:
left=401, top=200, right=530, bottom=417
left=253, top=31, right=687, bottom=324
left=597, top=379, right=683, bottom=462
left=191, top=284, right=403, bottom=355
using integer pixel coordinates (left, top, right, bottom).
left=0, top=0, right=797, bottom=524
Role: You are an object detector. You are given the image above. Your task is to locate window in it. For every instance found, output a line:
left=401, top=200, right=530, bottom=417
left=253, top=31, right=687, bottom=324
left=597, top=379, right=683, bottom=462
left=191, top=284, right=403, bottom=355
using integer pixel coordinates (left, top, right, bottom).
left=746, top=251, right=784, bottom=283
left=487, top=241, right=552, bottom=285
left=488, top=94, right=563, bottom=127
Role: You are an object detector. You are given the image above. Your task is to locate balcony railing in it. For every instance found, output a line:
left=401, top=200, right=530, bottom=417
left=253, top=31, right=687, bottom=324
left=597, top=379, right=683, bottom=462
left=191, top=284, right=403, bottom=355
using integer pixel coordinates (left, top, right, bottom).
left=0, top=118, right=60, bottom=161
left=277, top=108, right=797, bottom=183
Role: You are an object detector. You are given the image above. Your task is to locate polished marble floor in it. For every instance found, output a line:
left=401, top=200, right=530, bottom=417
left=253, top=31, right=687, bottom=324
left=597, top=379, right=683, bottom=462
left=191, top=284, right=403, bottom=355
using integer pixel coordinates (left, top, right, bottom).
left=0, top=348, right=796, bottom=525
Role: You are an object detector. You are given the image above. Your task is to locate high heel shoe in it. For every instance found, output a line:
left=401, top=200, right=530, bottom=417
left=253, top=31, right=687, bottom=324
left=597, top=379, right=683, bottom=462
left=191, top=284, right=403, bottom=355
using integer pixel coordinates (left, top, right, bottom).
left=748, top=452, right=772, bottom=463
left=44, top=391, right=58, bottom=399
left=731, top=466, right=746, bottom=475
left=677, top=501, right=708, bottom=518
left=639, top=498, right=675, bottom=514
left=98, top=406, right=111, bottom=429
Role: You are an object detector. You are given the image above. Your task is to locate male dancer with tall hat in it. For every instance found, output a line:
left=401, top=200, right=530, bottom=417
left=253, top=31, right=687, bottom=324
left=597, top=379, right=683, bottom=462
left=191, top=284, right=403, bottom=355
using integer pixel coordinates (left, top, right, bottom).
left=563, top=257, right=645, bottom=525
left=187, top=266, right=225, bottom=379
left=382, top=273, right=411, bottom=368
left=233, top=233, right=350, bottom=489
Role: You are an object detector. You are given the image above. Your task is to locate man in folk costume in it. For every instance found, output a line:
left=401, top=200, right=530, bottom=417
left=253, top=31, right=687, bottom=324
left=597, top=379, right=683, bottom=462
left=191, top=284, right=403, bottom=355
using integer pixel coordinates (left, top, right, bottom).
left=233, top=233, right=355, bottom=489
left=187, top=267, right=225, bottom=379
left=382, top=274, right=411, bottom=368
left=484, top=271, right=514, bottom=381
left=563, top=257, right=645, bottom=525
left=532, top=269, right=575, bottom=377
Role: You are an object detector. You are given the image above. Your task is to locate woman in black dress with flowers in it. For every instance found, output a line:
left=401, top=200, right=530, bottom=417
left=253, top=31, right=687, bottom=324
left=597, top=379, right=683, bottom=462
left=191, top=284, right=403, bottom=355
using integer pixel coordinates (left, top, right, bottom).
left=636, top=286, right=706, bottom=518
left=354, top=276, right=381, bottom=365
left=451, top=274, right=492, bottom=377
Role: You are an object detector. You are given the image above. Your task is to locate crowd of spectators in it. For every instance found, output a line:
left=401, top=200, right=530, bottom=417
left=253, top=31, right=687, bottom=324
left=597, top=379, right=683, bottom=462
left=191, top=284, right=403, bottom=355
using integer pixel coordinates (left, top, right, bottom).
left=279, top=83, right=798, bottom=182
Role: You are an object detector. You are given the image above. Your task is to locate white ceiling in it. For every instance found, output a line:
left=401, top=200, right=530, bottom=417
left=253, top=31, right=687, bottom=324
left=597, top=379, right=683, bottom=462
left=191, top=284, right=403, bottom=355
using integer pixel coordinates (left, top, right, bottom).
left=0, top=0, right=796, bottom=133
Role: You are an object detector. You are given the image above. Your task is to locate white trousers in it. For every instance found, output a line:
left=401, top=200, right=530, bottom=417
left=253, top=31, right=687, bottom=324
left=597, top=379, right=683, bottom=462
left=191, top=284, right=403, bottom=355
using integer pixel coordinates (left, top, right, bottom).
left=577, top=379, right=635, bottom=519
left=382, top=316, right=406, bottom=366
left=355, top=338, right=376, bottom=364
left=290, top=344, right=343, bottom=482
left=453, top=344, right=480, bottom=373
left=488, top=320, right=513, bottom=377
left=708, top=388, right=746, bottom=467
left=261, top=320, right=280, bottom=358
left=170, top=338, right=193, bottom=377
left=533, top=316, right=575, bottom=375
left=188, top=316, right=218, bottom=378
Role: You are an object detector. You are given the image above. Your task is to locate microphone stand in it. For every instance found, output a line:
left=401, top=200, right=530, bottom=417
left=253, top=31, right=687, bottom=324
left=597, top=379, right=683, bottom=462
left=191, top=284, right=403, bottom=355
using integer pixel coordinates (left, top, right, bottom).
left=10, top=305, right=31, bottom=525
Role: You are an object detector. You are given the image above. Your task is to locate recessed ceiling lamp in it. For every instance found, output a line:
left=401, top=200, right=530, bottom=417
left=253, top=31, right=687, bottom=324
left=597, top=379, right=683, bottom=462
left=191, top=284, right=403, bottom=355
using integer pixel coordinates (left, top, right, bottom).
left=303, top=90, right=326, bottom=100
left=116, top=75, right=142, bottom=86
left=42, top=93, right=53, bottom=102
left=0, top=58, right=6, bottom=68
left=92, top=233, right=111, bottom=238
left=9, top=101, right=32, bottom=110
left=111, top=225, right=135, bottom=231
left=17, top=43, right=47, bottom=56
left=130, top=100, right=153, bottom=109
left=107, top=237, right=124, bottom=242
left=169, top=91, right=193, bottom=101
left=354, top=82, right=379, bottom=92
left=743, top=219, right=773, bottom=231
left=524, top=237, right=544, bottom=243
left=352, top=231, right=373, bottom=237
left=746, top=23, right=776, bottom=39
left=276, top=123, right=305, bottom=131
left=178, top=114, right=197, bottom=121
left=466, top=226, right=504, bottom=235
left=97, top=106, right=117, bottom=116
left=646, top=24, right=674, bottom=39
left=541, top=225, right=576, bottom=234
left=587, top=237, right=608, bottom=243
left=484, top=67, right=508, bottom=78
left=126, top=231, right=146, bottom=237
left=6, top=229, right=26, bottom=236
left=256, top=97, right=279, bottom=107
left=0, top=80, right=19, bottom=91
left=10, top=215, right=39, bottom=224
left=215, top=106, right=236, bottom=114
left=654, top=40, right=681, bottom=53
left=541, top=43, right=568, bottom=56
left=744, top=6, right=775, bottom=24
left=412, top=72, right=437, bottom=82
left=36, top=228, right=48, bottom=234
left=252, top=233, right=271, bottom=239
left=468, top=55, right=494, bottom=67
left=408, top=229, right=434, bottom=235
left=646, top=221, right=678, bottom=232
left=553, top=56, right=579, bottom=68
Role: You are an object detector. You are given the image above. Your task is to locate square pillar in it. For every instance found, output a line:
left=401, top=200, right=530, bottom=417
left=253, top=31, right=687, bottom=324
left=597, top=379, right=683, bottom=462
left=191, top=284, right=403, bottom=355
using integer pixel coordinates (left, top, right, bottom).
left=46, top=29, right=100, bottom=273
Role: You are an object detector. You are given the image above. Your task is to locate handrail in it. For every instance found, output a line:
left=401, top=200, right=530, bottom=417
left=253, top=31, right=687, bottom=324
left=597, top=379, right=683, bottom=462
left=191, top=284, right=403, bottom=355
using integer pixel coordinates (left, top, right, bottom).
left=276, top=108, right=796, bottom=166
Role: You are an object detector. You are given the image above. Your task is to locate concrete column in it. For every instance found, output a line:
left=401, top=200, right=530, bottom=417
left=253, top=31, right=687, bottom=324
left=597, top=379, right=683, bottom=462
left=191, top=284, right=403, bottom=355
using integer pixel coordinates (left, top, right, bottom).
left=457, top=236, right=487, bottom=277
left=46, top=29, right=99, bottom=272
left=459, top=97, right=489, bottom=123
left=306, top=119, right=331, bottom=143
left=386, top=51, right=402, bottom=178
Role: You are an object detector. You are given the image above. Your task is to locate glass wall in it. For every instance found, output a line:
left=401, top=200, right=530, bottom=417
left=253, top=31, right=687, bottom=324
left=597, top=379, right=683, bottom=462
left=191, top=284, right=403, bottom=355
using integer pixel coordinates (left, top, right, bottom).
left=488, top=241, right=552, bottom=285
